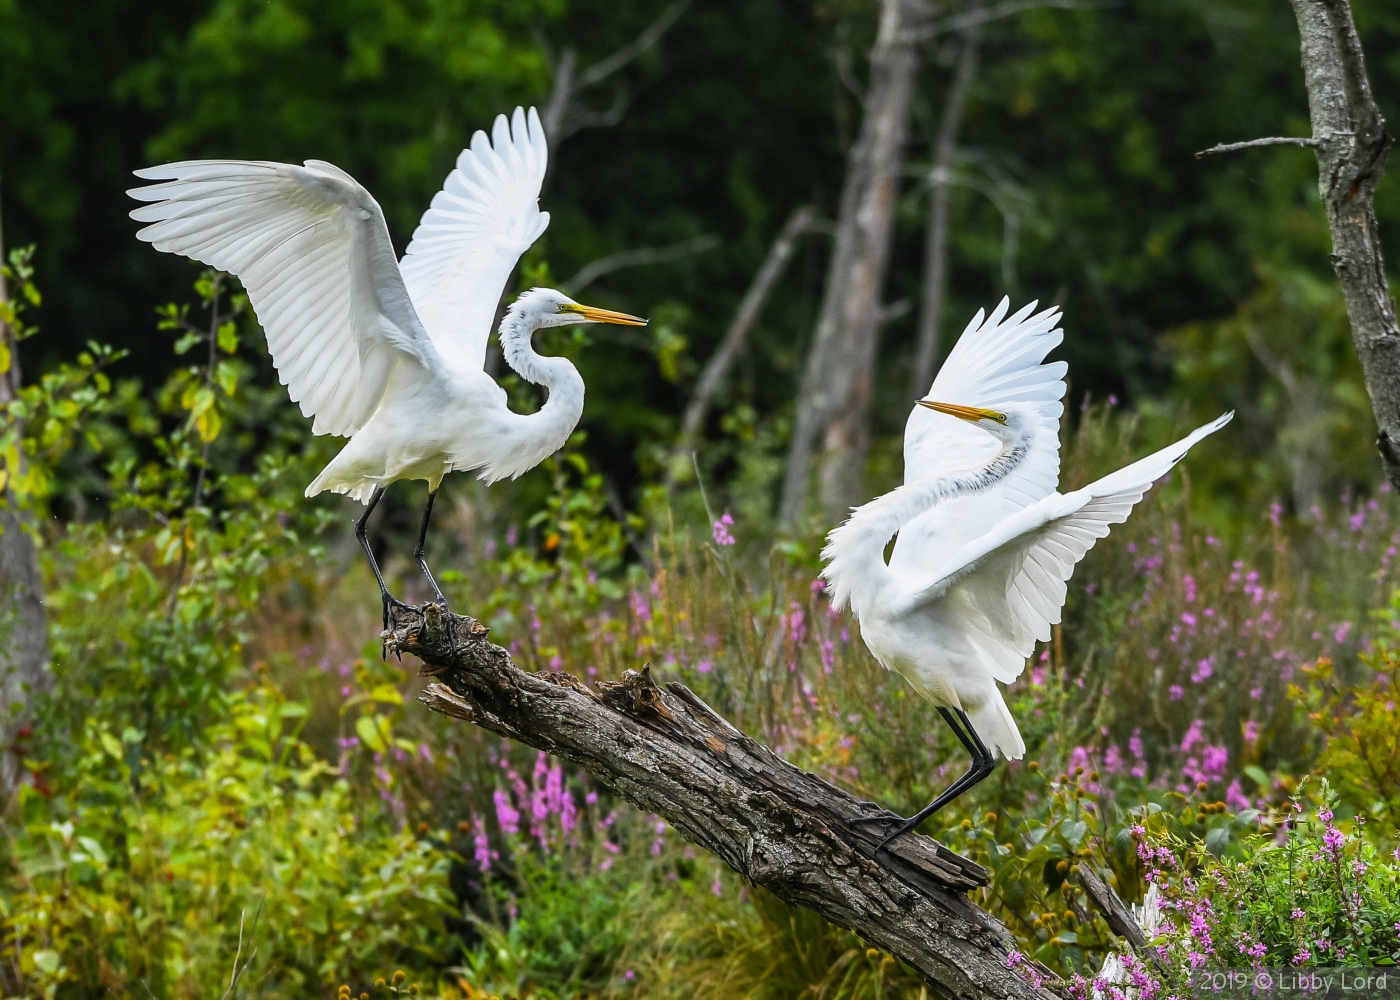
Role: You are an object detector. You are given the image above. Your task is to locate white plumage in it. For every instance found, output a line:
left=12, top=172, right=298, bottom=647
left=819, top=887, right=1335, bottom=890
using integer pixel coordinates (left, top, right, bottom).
left=129, top=106, right=645, bottom=617
left=822, top=299, right=1230, bottom=843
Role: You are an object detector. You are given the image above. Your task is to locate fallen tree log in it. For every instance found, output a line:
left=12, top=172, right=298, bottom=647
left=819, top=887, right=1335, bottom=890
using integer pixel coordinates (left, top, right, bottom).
left=390, top=604, right=1057, bottom=1000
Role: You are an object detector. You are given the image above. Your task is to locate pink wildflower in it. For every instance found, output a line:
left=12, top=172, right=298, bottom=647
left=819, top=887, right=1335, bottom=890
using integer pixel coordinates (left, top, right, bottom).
left=493, top=788, right=520, bottom=837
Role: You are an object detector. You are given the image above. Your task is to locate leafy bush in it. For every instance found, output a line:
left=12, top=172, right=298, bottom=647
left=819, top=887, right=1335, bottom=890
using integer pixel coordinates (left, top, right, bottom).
left=1290, top=603, right=1400, bottom=835
left=2, top=683, right=456, bottom=996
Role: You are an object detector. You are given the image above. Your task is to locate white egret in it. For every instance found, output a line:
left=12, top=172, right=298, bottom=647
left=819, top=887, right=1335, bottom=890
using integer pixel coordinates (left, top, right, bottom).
left=128, top=107, right=645, bottom=626
left=821, top=299, right=1230, bottom=847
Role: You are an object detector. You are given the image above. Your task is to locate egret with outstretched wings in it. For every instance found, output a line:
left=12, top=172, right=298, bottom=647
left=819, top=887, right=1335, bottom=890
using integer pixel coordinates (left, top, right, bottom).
left=129, top=107, right=645, bottom=625
left=821, top=299, right=1230, bottom=847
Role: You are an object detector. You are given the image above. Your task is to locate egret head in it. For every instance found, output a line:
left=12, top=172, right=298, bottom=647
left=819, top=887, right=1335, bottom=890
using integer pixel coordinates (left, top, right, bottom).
left=509, top=287, right=647, bottom=329
left=916, top=399, right=1027, bottom=442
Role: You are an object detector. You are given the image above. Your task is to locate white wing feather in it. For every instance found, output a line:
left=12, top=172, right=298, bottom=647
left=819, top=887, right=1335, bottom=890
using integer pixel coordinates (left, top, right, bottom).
left=890, top=299, right=1067, bottom=578
left=400, top=107, right=551, bottom=372
left=900, top=412, right=1233, bottom=682
left=128, top=159, right=436, bottom=437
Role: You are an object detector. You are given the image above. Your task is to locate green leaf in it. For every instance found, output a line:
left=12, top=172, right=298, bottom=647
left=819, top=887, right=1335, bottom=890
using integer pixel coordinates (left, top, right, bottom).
left=356, top=714, right=387, bottom=752
left=1062, top=819, right=1087, bottom=847
left=99, top=732, right=124, bottom=760
left=32, top=949, right=60, bottom=975
left=77, top=836, right=109, bottom=866
left=215, top=360, right=239, bottom=397
left=1244, top=765, right=1270, bottom=789
left=368, top=683, right=404, bottom=706
left=1205, top=826, right=1230, bottom=857
left=217, top=321, right=239, bottom=354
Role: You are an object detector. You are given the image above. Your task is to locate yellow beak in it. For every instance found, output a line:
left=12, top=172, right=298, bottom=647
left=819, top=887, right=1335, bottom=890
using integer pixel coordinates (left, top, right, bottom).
left=916, top=400, right=1006, bottom=423
left=562, top=303, right=648, bottom=326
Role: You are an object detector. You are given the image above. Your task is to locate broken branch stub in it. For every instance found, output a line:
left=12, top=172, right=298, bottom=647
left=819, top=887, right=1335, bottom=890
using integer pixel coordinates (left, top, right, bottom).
left=391, top=604, right=1057, bottom=1000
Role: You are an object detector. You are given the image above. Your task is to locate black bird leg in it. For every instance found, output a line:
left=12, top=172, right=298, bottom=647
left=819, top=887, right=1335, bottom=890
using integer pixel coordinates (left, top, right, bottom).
left=413, top=487, right=459, bottom=653
left=356, top=485, right=412, bottom=639
left=853, top=706, right=997, bottom=853
left=414, top=488, right=448, bottom=606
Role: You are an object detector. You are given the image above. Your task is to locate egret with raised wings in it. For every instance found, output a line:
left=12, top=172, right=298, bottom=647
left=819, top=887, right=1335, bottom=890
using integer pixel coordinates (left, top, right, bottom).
left=129, top=107, right=645, bottom=625
left=821, top=300, right=1230, bottom=847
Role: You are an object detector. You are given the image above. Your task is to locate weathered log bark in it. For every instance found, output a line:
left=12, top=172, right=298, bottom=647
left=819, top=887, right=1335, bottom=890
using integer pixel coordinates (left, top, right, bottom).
left=779, top=0, right=931, bottom=529
left=394, top=604, right=1054, bottom=1000
left=1289, top=0, right=1400, bottom=489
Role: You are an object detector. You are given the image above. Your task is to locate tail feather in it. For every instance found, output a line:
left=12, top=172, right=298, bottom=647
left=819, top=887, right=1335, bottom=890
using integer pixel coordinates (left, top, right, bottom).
left=967, top=690, right=1025, bottom=760
left=304, top=467, right=377, bottom=504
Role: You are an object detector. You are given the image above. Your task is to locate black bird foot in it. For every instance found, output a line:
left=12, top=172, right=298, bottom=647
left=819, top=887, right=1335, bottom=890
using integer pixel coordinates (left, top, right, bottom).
left=381, top=593, right=415, bottom=658
left=422, top=598, right=460, bottom=656
left=850, top=809, right=925, bottom=853
left=850, top=808, right=906, bottom=828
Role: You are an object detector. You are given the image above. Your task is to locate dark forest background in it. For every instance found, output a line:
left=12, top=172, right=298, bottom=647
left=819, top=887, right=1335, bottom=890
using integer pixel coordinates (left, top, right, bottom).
left=4, top=0, right=1397, bottom=515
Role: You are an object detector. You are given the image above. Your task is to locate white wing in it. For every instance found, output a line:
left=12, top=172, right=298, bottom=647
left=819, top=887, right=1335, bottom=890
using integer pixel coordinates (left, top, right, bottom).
left=129, top=159, right=437, bottom=437
left=400, top=107, right=551, bottom=373
left=890, top=299, right=1067, bottom=578
left=899, top=412, right=1233, bottom=683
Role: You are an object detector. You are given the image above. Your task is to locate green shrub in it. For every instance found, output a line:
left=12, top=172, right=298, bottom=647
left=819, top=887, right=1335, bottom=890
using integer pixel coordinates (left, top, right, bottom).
left=1, top=682, right=456, bottom=996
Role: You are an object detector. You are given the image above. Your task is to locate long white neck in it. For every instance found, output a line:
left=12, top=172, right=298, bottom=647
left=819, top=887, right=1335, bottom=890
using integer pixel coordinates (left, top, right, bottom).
left=490, top=308, right=586, bottom=479
left=821, top=431, right=1031, bottom=617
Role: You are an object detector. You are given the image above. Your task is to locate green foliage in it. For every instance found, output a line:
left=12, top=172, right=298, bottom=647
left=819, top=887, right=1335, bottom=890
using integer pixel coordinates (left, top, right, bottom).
left=1, top=267, right=453, bottom=998
left=1163, top=268, right=1376, bottom=515
left=2, top=682, right=456, bottom=996
left=1289, top=595, right=1400, bottom=837
left=36, top=270, right=331, bottom=753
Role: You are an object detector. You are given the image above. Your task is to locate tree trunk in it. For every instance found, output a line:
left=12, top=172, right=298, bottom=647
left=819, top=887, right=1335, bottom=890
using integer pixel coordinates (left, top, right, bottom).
left=396, top=605, right=1057, bottom=1000
left=779, top=0, right=930, bottom=529
left=1288, top=0, right=1400, bottom=489
left=910, top=29, right=980, bottom=401
left=0, top=196, right=52, bottom=800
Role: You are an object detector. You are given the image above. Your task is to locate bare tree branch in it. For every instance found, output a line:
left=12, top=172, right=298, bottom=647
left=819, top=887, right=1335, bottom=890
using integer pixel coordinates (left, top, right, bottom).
left=903, top=0, right=1113, bottom=43
left=1285, top=0, right=1400, bottom=487
left=396, top=604, right=1059, bottom=1000
left=881, top=297, right=915, bottom=324
left=541, top=0, right=692, bottom=148
left=1077, top=865, right=1146, bottom=953
left=559, top=235, right=719, bottom=296
left=667, top=208, right=819, bottom=484
left=577, top=0, right=692, bottom=89
left=540, top=49, right=578, bottom=143
left=1194, top=136, right=1321, bottom=158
